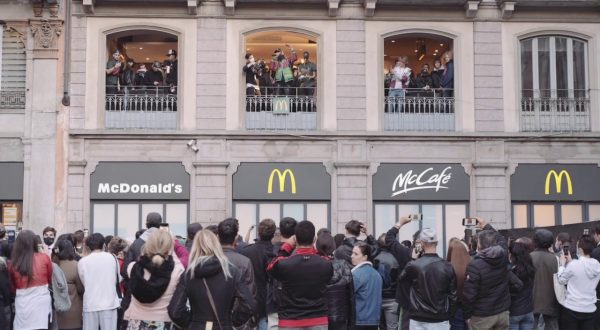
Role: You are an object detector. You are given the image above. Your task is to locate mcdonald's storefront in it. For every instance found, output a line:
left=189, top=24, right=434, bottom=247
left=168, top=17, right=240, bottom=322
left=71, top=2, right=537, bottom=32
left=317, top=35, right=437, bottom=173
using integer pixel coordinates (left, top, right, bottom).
left=511, top=164, right=600, bottom=228
left=232, top=163, right=331, bottom=237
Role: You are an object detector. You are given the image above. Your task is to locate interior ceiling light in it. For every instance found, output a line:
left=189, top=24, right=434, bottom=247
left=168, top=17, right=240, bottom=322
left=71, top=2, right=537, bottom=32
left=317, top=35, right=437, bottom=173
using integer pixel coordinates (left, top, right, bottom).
left=391, top=40, right=396, bottom=43
left=139, top=47, right=143, bottom=50
left=440, top=43, right=444, bottom=46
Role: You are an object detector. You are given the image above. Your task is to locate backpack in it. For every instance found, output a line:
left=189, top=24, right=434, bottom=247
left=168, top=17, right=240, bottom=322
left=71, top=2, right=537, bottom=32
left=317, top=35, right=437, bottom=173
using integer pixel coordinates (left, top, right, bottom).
left=50, top=263, right=71, bottom=312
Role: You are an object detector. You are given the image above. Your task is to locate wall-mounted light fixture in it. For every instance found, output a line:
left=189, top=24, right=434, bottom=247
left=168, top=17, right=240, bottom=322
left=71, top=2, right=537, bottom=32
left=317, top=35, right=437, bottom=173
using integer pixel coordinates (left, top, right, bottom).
left=187, top=139, right=199, bottom=153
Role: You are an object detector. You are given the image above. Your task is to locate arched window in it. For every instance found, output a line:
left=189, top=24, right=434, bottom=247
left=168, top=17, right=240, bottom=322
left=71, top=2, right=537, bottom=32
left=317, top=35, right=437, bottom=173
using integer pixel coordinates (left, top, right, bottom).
left=383, top=33, right=454, bottom=131
left=104, top=30, right=179, bottom=129
left=243, top=30, right=318, bottom=131
left=520, top=35, right=589, bottom=132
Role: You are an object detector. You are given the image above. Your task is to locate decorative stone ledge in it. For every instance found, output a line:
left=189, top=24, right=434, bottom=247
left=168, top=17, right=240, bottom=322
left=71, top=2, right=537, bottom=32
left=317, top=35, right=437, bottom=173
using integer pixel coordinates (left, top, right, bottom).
left=364, top=0, right=377, bottom=17
left=465, top=0, right=480, bottom=18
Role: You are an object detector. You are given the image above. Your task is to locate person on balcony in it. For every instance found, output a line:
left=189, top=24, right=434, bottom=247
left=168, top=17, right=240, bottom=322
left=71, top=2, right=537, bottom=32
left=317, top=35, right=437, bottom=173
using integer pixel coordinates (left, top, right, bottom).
left=135, top=64, right=147, bottom=86
left=415, top=64, right=433, bottom=96
left=165, top=49, right=178, bottom=94
left=243, top=53, right=259, bottom=96
left=441, top=51, right=454, bottom=98
left=431, top=59, right=443, bottom=91
left=298, top=51, right=317, bottom=98
left=121, top=59, right=136, bottom=90
left=270, top=45, right=297, bottom=96
left=143, top=62, right=164, bottom=88
left=105, top=49, right=123, bottom=95
left=389, top=56, right=411, bottom=113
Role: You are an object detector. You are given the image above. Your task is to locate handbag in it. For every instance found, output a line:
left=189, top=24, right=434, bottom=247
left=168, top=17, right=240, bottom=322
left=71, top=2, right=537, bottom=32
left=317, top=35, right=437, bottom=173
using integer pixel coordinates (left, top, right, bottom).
left=168, top=274, right=191, bottom=329
left=203, top=278, right=223, bottom=330
left=553, top=256, right=567, bottom=306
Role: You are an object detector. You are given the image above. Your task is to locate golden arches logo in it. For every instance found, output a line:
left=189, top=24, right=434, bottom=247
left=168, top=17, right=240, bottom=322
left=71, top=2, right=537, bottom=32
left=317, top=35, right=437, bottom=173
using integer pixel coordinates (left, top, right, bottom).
left=544, top=170, right=573, bottom=195
left=268, top=169, right=296, bottom=194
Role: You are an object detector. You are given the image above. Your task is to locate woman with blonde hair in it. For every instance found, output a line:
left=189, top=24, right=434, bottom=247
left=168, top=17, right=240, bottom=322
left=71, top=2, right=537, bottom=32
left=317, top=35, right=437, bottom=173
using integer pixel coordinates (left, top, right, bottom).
left=124, top=230, right=185, bottom=330
left=168, top=229, right=255, bottom=329
left=447, top=238, right=470, bottom=330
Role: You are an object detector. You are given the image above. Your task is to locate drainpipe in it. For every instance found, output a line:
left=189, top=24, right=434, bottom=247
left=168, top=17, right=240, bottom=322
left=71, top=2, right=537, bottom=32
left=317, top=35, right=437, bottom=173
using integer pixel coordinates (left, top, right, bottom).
left=61, top=0, right=71, bottom=106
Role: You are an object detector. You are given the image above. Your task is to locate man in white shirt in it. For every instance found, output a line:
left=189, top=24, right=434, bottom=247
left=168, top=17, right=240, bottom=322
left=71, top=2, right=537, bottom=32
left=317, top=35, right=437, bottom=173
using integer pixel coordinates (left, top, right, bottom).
left=78, top=232, right=121, bottom=329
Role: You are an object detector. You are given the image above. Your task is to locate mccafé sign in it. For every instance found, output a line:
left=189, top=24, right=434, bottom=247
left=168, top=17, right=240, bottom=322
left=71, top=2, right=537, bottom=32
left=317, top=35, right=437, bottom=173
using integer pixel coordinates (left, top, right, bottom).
left=90, top=162, right=190, bottom=200
left=511, top=164, right=600, bottom=202
left=373, top=164, right=470, bottom=201
left=233, top=163, right=330, bottom=201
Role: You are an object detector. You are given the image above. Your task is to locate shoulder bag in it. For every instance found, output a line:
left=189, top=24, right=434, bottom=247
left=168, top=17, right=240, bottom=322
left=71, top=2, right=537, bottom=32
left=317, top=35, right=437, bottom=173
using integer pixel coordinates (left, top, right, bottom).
left=203, top=278, right=223, bottom=330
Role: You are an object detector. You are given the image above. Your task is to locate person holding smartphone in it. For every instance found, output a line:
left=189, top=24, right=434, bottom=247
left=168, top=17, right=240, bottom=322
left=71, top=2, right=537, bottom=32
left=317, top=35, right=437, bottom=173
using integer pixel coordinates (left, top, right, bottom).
left=333, top=220, right=377, bottom=266
left=556, top=235, right=600, bottom=330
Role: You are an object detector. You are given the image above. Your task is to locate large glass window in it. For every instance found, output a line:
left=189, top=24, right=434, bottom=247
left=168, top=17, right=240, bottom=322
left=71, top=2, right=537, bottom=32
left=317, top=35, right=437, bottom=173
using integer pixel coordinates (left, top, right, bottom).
left=92, top=202, right=188, bottom=239
left=235, top=202, right=329, bottom=241
left=243, top=31, right=318, bottom=131
left=104, top=30, right=179, bottom=129
left=383, top=34, right=455, bottom=131
left=512, top=203, right=592, bottom=227
left=374, top=203, right=467, bottom=257
left=520, top=36, right=589, bottom=132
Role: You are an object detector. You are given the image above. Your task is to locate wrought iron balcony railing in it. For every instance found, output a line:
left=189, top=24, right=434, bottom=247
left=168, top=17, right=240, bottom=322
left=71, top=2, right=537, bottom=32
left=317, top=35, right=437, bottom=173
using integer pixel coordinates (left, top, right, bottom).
left=384, top=88, right=455, bottom=131
left=0, top=88, right=26, bottom=109
left=105, top=85, right=177, bottom=129
left=520, top=90, right=590, bottom=132
left=246, top=87, right=317, bottom=131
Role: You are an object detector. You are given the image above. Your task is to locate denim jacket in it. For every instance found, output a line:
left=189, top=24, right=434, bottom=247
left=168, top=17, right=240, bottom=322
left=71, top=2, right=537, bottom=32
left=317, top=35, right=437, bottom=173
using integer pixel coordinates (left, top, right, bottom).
left=352, top=262, right=382, bottom=326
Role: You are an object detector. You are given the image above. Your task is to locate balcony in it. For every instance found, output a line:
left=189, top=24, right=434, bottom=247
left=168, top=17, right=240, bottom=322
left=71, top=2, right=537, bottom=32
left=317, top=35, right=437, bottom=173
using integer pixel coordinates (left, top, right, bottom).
left=0, top=88, right=26, bottom=110
left=520, top=90, right=590, bottom=132
left=105, top=86, right=177, bottom=129
left=384, top=88, right=455, bottom=131
left=246, top=87, right=317, bottom=131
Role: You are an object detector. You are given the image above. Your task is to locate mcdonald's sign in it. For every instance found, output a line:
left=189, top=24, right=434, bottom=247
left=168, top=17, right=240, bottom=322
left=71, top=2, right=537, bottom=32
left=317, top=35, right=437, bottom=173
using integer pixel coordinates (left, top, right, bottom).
left=268, top=169, right=297, bottom=194
left=233, top=163, right=330, bottom=200
left=272, top=97, right=290, bottom=113
left=544, top=170, right=573, bottom=195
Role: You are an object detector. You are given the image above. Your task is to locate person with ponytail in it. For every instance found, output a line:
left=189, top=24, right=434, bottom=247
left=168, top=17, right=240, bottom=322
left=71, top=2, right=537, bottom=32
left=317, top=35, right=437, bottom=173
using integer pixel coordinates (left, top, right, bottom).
left=168, top=229, right=255, bottom=329
left=8, top=229, right=53, bottom=329
left=124, top=230, right=184, bottom=330
left=351, top=241, right=383, bottom=330
left=508, top=241, right=536, bottom=330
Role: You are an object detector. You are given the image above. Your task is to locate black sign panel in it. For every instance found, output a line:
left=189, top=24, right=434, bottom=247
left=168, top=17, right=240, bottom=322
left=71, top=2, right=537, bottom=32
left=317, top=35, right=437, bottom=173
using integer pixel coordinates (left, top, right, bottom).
left=0, top=162, right=24, bottom=200
left=233, top=163, right=331, bottom=201
left=511, top=164, right=600, bottom=201
left=373, top=164, right=470, bottom=201
left=90, top=162, right=190, bottom=200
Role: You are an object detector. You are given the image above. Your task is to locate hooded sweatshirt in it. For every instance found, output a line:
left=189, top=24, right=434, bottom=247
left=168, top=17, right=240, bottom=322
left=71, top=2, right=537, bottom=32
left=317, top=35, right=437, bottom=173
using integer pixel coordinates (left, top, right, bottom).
left=463, top=245, right=523, bottom=319
left=557, top=255, right=600, bottom=313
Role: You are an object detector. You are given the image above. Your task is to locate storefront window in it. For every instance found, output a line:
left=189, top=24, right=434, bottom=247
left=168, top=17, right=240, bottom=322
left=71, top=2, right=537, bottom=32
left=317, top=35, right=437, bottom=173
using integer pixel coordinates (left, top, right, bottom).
left=533, top=204, right=555, bottom=227
left=513, top=204, right=528, bottom=228
left=589, top=204, right=600, bottom=221
left=0, top=202, right=22, bottom=227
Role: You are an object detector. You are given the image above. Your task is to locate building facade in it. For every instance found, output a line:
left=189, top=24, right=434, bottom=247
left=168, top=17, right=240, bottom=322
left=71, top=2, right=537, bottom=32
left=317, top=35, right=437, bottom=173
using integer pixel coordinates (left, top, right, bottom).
left=3, top=0, right=599, bottom=245
left=1, top=0, right=65, bottom=235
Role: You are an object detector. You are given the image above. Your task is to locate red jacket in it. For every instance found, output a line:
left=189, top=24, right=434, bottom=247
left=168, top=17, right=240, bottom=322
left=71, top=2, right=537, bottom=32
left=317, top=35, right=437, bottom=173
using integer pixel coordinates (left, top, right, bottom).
left=9, top=253, right=52, bottom=293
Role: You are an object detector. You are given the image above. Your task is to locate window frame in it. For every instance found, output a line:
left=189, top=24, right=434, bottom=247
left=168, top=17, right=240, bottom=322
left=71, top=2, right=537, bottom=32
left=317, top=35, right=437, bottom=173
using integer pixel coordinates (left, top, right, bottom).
left=511, top=202, right=593, bottom=228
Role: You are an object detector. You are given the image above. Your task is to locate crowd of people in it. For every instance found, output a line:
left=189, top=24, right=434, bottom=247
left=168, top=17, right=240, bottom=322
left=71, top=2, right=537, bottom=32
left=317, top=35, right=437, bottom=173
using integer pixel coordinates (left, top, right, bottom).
left=243, top=44, right=317, bottom=98
left=0, top=213, right=599, bottom=330
left=105, top=49, right=178, bottom=95
left=384, top=51, right=454, bottom=101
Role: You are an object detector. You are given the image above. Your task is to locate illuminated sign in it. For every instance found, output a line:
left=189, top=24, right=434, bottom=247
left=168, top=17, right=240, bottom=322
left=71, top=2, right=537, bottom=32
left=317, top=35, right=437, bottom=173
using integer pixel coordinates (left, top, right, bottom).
left=268, top=169, right=296, bottom=194
left=544, top=170, right=573, bottom=195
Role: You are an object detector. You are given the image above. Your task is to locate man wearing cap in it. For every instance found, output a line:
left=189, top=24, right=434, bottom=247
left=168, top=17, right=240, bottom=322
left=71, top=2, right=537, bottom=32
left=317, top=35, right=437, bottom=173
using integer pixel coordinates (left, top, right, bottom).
left=105, top=50, right=122, bottom=94
left=165, top=49, right=178, bottom=93
left=398, top=228, right=457, bottom=330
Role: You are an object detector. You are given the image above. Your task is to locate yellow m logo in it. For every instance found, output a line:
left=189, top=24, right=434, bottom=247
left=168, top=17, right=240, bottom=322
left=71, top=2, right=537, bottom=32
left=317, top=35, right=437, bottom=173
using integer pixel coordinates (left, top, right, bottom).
left=268, top=169, right=296, bottom=194
left=544, top=170, right=573, bottom=195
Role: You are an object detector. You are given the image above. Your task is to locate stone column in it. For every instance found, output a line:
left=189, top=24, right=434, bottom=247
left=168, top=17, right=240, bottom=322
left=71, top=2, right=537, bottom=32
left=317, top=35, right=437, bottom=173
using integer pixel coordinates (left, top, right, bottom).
left=472, top=141, right=510, bottom=228
left=193, top=162, right=229, bottom=227
left=23, top=19, right=62, bottom=233
left=333, top=162, right=370, bottom=234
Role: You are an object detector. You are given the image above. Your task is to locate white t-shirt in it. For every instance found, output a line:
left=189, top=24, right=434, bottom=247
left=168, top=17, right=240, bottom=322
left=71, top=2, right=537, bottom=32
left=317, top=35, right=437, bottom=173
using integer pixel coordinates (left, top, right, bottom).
left=77, top=251, right=122, bottom=312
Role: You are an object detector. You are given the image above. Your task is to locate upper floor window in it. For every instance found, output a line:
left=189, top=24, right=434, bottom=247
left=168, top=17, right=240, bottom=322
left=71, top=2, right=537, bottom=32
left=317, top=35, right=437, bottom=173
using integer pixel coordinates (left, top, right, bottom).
left=104, top=30, right=178, bottom=129
left=520, top=36, right=590, bottom=132
left=0, top=26, right=26, bottom=110
left=383, top=34, right=454, bottom=131
left=243, top=30, right=318, bottom=131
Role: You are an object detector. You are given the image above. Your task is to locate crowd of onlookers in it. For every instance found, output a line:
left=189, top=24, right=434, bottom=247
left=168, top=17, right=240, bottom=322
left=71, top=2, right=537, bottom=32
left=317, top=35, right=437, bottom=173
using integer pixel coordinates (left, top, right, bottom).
left=105, top=49, right=178, bottom=95
left=243, top=45, right=317, bottom=98
left=0, top=213, right=599, bottom=330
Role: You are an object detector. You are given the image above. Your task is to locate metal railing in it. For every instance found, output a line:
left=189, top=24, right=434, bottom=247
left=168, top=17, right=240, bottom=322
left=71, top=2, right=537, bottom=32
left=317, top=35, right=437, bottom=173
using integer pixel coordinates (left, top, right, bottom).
left=0, top=88, right=26, bottom=109
left=520, top=90, right=590, bottom=132
left=246, top=87, right=317, bottom=130
left=384, top=88, right=455, bottom=131
left=105, top=85, right=177, bottom=129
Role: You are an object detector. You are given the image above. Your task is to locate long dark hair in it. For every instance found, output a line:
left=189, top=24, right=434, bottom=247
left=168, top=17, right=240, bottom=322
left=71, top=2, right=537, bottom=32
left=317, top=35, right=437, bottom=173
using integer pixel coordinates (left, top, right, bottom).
left=11, top=230, right=38, bottom=283
left=54, top=239, right=77, bottom=261
left=509, top=242, right=535, bottom=282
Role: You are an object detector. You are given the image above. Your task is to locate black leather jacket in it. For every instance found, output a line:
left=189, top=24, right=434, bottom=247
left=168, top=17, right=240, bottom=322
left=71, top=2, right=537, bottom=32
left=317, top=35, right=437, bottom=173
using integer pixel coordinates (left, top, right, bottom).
left=399, top=254, right=457, bottom=322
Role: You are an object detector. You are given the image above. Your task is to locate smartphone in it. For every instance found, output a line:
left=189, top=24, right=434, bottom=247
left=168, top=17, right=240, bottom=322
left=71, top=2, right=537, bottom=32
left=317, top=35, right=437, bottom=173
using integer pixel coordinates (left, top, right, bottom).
left=563, top=245, right=570, bottom=256
left=583, top=229, right=590, bottom=235
left=83, top=229, right=89, bottom=238
left=462, top=218, right=479, bottom=226
left=409, top=214, right=423, bottom=221
left=7, top=230, right=15, bottom=243
left=414, top=242, right=423, bottom=254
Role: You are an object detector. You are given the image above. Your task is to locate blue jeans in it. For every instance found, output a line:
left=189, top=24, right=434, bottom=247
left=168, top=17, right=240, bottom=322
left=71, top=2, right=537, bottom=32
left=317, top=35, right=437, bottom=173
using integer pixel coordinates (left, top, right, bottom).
left=510, top=312, right=534, bottom=330
left=257, top=317, right=268, bottom=330
left=450, top=305, right=467, bottom=330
